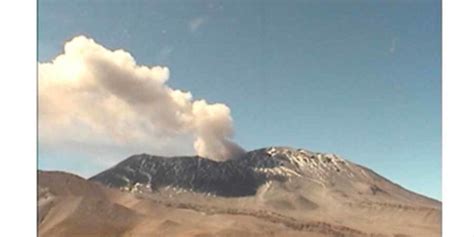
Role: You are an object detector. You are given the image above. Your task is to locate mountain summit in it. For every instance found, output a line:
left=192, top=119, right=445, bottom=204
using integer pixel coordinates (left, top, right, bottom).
left=90, top=147, right=439, bottom=207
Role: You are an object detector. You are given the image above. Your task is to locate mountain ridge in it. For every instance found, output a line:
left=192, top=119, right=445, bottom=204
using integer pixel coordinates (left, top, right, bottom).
left=39, top=146, right=441, bottom=236
left=89, top=146, right=440, bottom=207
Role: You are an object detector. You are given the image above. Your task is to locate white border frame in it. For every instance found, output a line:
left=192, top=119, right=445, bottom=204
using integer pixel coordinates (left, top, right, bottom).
left=0, top=0, right=37, bottom=236
left=442, top=0, right=474, bottom=236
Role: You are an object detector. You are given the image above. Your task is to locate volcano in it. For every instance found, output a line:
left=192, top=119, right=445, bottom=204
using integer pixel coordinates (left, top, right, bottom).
left=38, top=147, right=441, bottom=237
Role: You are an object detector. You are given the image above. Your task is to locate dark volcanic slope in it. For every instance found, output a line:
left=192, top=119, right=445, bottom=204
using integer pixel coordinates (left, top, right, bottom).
left=91, top=153, right=269, bottom=197
left=90, top=147, right=439, bottom=207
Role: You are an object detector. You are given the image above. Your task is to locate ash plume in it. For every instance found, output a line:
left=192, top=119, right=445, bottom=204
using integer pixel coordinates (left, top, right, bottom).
left=39, top=36, right=245, bottom=161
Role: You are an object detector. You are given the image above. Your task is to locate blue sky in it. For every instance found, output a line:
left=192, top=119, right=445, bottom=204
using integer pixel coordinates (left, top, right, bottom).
left=38, top=0, right=441, bottom=199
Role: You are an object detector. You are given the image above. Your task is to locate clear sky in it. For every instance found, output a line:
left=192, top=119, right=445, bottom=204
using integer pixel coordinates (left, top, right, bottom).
left=38, top=0, right=441, bottom=200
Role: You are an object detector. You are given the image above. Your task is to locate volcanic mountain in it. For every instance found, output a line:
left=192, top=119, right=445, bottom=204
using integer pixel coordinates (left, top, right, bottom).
left=38, top=147, right=441, bottom=237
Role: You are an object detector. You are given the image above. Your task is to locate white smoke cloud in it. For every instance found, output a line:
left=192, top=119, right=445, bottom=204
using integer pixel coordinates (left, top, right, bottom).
left=39, top=36, right=245, bottom=161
